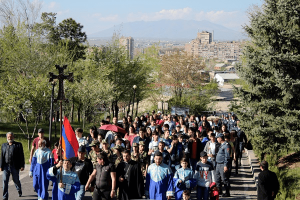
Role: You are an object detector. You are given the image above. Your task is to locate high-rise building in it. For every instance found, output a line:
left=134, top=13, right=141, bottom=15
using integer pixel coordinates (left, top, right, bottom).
left=119, top=36, right=134, bottom=59
left=185, top=31, right=244, bottom=62
left=197, top=31, right=213, bottom=44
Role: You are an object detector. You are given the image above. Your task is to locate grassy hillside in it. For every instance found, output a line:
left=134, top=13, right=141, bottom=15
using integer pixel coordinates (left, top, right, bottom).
left=0, top=121, right=97, bottom=164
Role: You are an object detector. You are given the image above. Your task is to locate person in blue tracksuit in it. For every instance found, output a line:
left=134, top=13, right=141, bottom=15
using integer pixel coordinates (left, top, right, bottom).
left=29, top=139, right=54, bottom=200
left=47, top=159, right=80, bottom=200
left=145, top=151, right=174, bottom=200
left=173, top=158, right=196, bottom=200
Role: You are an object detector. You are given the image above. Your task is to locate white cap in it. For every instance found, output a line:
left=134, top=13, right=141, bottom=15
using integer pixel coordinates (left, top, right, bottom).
left=158, top=111, right=162, bottom=114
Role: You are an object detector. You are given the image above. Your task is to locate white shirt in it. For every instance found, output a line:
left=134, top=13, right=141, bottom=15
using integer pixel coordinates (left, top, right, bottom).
left=209, top=142, right=216, bottom=156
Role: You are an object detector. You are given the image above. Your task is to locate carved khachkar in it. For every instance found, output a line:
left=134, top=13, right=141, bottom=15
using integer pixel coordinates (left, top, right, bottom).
left=49, top=65, right=73, bottom=102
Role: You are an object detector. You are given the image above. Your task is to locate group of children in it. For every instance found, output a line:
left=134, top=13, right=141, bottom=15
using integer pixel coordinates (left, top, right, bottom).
left=174, top=152, right=219, bottom=200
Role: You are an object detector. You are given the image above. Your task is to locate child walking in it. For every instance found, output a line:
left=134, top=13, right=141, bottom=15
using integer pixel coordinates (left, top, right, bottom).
left=194, top=151, right=215, bottom=200
left=173, top=158, right=197, bottom=200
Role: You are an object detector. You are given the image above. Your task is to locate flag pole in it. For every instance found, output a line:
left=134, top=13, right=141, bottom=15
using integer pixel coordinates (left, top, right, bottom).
left=48, top=65, right=73, bottom=184
left=60, top=100, right=63, bottom=183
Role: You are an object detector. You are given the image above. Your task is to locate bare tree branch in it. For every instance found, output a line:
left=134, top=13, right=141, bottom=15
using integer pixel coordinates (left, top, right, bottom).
left=0, top=0, right=42, bottom=27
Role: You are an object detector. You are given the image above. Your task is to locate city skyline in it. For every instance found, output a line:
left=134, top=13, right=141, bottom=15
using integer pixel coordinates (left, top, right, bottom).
left=40, top=0, right=264, bottom=35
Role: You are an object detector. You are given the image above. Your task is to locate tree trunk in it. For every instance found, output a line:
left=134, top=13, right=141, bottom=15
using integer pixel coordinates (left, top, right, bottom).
left=78, top=103, right=81, bottom=123
left=70, top=100, right=74, bottom=123
left=56, top=111, right=59, bottom=122
left=135, top=99, right=139, bottom=117
left=28, top=136, right=31, bottom=150
left=83, top=112, right=85, bottom=129
left=127, top=98, right=131, bottom=117
left=111, top=101, right=115, bottom=118
left=114, top=101, right=119, bottom=119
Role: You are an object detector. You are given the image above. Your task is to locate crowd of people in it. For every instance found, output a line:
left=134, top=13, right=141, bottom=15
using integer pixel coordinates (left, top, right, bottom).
left=0, top=110, right=280, bottom=200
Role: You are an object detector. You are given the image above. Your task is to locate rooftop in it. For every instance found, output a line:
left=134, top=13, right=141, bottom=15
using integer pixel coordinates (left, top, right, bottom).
left=216, top=73, right=239, bottom=80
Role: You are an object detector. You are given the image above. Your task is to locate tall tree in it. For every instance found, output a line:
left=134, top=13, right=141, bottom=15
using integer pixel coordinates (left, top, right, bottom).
left=56, top=18, right=87, bottom=61
left=159, top=51, right=206, bottom=99
left=234, top=0, right=300, bottom=157
left=37, top=13, right=87, bottom=62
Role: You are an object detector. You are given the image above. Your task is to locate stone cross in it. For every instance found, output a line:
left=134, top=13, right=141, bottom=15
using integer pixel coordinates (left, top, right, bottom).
left=49, top=65, right=73, bottom=102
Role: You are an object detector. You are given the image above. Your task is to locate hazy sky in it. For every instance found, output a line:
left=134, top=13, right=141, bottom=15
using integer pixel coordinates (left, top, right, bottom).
left=40, top=0, right=264, bottom=35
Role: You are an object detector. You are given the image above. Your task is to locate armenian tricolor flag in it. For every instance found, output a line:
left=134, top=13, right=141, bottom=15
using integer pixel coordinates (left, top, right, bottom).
left=61, top=116, right=79, bottom=159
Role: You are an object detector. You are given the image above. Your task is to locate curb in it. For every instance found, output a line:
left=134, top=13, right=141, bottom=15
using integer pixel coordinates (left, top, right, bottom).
left=245, top=149, right=260, bottom=189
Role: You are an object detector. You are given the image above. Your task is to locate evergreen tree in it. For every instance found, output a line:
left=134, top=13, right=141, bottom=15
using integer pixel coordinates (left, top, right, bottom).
left=37, top=13, right=87, bottom=61
left=234, top=0, right=300, bottom=157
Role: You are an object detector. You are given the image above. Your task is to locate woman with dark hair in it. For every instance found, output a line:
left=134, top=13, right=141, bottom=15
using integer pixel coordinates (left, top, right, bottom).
left=91, top=129, right=98, bottom=140
left=146, top=127, right=152, bottom=138
left=173, top=117, right=179, bottom=126
left=122, top=117, right=129, bottom=133
left=221, top=124, right=230, bottom=135
left=127, top=116, right=133, bottom=126
left=124, top=125, right=137, bottom=148
left=87, top=126, right=98, bottom=141
left=134, top=116, right=142, bottom=128
left=198, top=121, right=208, bottom=132
left=155, top=125, right=163, bottom=138
left=87, top=127, right=98, bottom=152
left=179, top=118, right=185, bottom=128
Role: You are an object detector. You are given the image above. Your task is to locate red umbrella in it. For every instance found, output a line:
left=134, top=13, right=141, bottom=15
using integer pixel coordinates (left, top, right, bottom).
left=99, top=124, right=127, bottom=134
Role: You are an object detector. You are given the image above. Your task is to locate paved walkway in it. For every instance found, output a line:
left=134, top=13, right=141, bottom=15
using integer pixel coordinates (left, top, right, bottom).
left=186, top=151, right=257, bottom=200
left=220, top=151, right=257, bottom=199
left=2, top=152, right=257, bottom=200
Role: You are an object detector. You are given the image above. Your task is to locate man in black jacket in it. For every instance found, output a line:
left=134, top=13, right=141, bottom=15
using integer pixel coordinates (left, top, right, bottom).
left=257, top=161, right=279, bottom=200
left=0, top=132, right=25, bottom=200
left=69, top=146, right=93, bottom=200
left=116, top=150, right=144, bottom=200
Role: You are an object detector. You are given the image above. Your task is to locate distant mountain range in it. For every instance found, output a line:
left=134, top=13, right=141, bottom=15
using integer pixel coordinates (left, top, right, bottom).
left=89, top=20, right=247, bottom=41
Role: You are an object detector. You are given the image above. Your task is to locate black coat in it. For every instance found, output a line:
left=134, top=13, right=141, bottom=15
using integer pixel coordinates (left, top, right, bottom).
left=257, top=169, right=279, bottom=200
left=188, top=138, right=203, bottom=161
left=116, top=160, right=144, bottom=200
left=0, top=141, right=25, bottom=170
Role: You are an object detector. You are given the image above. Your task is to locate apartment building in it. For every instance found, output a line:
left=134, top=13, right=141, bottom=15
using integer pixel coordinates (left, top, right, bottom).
left=185, top=31, right=244, bottom=62
left=119, top=36, right=134, bottom=59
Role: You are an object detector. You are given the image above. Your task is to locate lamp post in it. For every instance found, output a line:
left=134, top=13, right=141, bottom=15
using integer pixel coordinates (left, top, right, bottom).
left=161, top=97, right=164, bottom=115
left=180, top=83, right=184, bottom=101
left=131, top=85, right=137, bottom=117
left=49, top=81, right=56, bottom=142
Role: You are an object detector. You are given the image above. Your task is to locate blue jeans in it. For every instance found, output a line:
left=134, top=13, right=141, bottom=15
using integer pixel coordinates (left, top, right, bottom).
left=75, top=185, right=85, bottom=200
left=2, top=165, right=22, bottom=200
left=197, top=186, right=210, bottom=200
left=189, top=158, right=198, bottom=172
